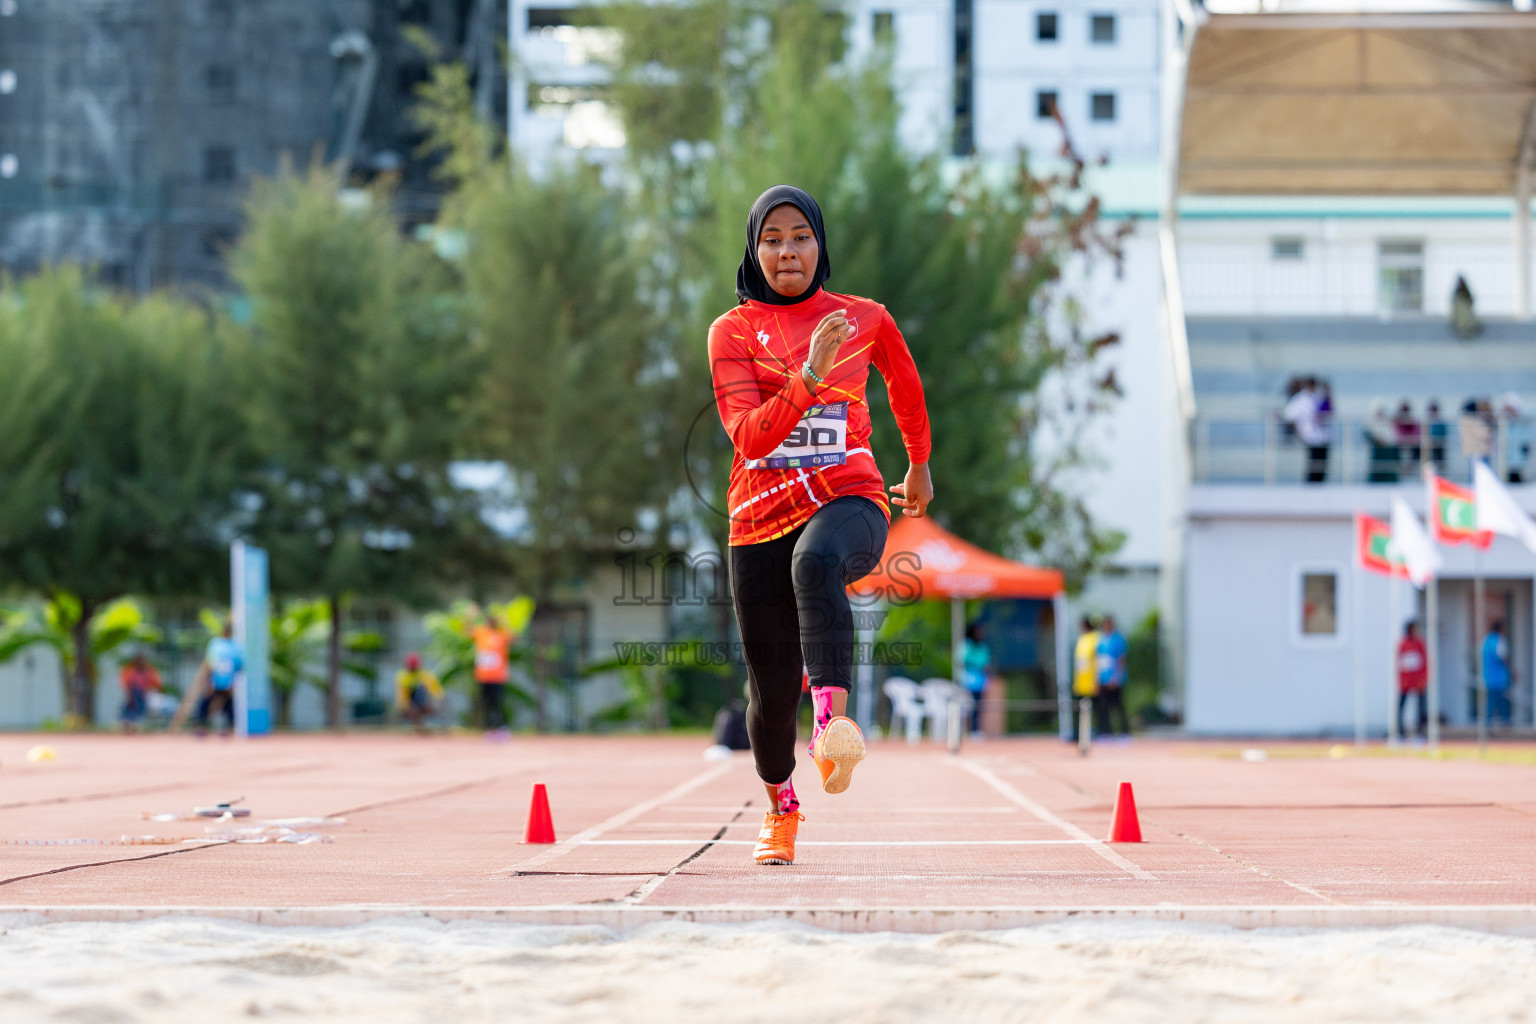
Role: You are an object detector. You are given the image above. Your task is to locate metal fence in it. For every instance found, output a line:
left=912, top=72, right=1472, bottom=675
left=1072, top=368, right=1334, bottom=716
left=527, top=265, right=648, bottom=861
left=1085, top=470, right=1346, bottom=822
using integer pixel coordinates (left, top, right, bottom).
left=1193, top=414, right=1532, bottom=485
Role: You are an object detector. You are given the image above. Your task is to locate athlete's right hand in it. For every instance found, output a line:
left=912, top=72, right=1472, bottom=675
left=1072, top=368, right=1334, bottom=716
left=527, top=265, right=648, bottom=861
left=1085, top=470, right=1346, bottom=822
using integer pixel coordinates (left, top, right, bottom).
left=805, top=309, right=852, bottom=384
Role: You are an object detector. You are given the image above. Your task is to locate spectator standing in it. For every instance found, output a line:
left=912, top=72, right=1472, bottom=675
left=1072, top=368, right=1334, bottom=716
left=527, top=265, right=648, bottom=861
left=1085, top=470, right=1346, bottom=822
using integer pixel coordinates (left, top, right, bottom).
left=395, top=652, right=444, bottom=735
left=1393, top=401, right=1421, bottom=474
left=196, top=622, right=243, bottom=737
left=1500, top=393, right=1530, bottom=483
left=1451, top=275, right=1482, bottom=339
left=119, top=651, right=162, bottom=733
left=1482, top=620, right=1512, bottom=727
left=472, top=612, right=513, bottom=733
left=1426, top=401, right=1448, bottom=470
left=1095, top=615, right=1130, bottom=737
left=1396, top=621, right=1427, bottom=740
left=1282, top=378, right=1331, bottom=483
left=959, top=623, right=991, bottom=736
left=1461, top=399, right=1494, bottom=471
left=1365, top=399, right=1400, bottom=483
left=1072, top=616, right=1101, bottom=742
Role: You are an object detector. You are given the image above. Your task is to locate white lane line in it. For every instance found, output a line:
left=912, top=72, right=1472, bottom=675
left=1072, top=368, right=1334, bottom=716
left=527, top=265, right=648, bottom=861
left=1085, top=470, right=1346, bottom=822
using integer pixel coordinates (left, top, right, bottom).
left=954, top=759, right=1156, bottom=881
left=582, top=838, right=1106, bottom=847
left=509, top=763, right=734, bottom=872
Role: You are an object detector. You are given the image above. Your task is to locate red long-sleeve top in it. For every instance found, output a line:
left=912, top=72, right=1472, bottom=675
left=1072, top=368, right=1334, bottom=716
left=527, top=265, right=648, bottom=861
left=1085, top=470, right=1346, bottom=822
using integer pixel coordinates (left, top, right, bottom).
left=709, top=289, right=931, bottom=546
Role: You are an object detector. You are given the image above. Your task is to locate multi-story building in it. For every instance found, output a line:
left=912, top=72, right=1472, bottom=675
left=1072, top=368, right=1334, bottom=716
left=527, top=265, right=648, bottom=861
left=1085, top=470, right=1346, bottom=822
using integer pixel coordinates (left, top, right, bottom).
left=0, top=0, right=504, bottom=291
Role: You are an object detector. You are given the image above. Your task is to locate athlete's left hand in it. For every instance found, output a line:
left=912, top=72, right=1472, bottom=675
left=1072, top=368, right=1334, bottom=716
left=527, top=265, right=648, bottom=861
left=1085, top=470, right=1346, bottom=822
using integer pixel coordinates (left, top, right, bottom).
left=890, top=462, right=933, bottom=518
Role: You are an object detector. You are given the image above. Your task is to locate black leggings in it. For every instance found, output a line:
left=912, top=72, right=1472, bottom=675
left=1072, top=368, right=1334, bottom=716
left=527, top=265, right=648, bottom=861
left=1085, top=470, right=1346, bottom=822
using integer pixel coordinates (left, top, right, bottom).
left=729, top=496, right=888, bottom=785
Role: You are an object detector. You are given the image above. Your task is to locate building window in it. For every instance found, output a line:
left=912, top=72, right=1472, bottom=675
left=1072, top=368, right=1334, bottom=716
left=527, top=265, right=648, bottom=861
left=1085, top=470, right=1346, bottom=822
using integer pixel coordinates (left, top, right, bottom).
left=1090, top=13, right=1116, bottom=43
left=1036, top=11, right=1058, bottom=41
left=873, top=10, right=894, bottom=43
left=527, top=7, right=575, bottom=29
left=953, top=0, right=973, bottom=156
left=1271, top=237, right=1304, bottom=260
left=1299, top=571, right=1338, bottom=638
left=1379, top=240, right=1425, bottom=315
left=203, top=145, right=236, bottom=184
left=1036, top=90, right=1058, bottom=119
left=1090, top=92, right=1116, bottom=121
left=206, top=64, right=236, bottom=101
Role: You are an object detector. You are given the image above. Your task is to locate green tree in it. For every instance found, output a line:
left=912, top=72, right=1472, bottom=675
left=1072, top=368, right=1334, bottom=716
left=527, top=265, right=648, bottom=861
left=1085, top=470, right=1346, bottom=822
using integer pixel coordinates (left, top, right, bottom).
left=0, top=269, right=247, bottom=721
left=597, top=0, right=1126, bottom=580
left=233, top=166, right=494, bottom=727
left=415, top=64, right=672, bottom=727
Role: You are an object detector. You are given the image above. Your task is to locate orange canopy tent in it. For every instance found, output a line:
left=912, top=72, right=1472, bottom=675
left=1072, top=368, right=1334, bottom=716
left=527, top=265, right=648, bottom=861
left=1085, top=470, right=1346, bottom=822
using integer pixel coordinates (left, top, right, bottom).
left=848, top=514, right=1064, bottom=602
left=848, top=516, right=1068, bottom=736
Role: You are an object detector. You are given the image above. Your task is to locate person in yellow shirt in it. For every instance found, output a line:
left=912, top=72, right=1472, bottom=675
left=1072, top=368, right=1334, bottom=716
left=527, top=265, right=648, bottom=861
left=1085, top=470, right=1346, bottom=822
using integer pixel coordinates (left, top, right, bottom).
left=1072, top=616, right=1101, bottom=742
left=395, top=653, right=444, bottom=735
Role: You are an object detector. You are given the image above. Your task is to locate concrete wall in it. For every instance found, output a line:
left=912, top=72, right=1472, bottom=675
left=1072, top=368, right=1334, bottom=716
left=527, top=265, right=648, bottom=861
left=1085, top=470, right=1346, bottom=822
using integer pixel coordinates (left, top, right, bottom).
left=1179, top=212, right=1532, bottom=320
left=1185, top=485, right=1536, bottom=735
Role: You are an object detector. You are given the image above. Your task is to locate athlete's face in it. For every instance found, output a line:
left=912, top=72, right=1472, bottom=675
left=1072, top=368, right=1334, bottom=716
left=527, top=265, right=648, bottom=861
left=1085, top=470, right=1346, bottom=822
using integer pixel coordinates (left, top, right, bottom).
left=756, top=204, right=819, bottom=297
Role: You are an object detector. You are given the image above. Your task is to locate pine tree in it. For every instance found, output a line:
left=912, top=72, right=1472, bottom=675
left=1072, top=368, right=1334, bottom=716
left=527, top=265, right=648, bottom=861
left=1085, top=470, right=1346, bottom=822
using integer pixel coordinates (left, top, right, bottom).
left=416, top=63, right=670, bottom=728
left=233, top=166, right=491, bottom=727
left=0, top=268, right=246, bottom=720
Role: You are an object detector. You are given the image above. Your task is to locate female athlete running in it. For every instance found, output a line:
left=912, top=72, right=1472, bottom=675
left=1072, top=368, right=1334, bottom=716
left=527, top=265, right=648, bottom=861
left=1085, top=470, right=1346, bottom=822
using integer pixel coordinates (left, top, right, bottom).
left=709, top=184, right=933, bottom=865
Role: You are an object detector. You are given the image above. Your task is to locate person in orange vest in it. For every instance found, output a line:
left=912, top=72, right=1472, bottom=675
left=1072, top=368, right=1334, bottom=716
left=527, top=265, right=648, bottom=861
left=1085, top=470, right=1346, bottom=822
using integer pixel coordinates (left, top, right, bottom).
left=472, top=612, right=513, bottom=733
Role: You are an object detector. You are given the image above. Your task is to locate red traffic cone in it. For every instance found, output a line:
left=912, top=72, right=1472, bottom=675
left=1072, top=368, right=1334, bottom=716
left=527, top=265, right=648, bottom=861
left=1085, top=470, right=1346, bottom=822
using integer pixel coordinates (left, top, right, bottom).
left=1106, top=781, right=1144, bottom=843
left=522, top=782, right=556, bottom=844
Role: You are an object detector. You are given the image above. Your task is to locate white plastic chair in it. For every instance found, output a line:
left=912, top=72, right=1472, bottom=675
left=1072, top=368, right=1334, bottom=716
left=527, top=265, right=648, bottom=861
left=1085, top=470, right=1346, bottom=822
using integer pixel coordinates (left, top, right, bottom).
left=920, top=678, right=965, bottom=742
left=883, top=676, right=925, bottom=743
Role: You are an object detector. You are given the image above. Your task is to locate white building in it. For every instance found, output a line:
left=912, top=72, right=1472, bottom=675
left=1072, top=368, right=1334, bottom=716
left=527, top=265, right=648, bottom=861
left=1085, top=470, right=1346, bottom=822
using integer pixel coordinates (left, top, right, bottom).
left=1167, top=2, right=1536, bottom=735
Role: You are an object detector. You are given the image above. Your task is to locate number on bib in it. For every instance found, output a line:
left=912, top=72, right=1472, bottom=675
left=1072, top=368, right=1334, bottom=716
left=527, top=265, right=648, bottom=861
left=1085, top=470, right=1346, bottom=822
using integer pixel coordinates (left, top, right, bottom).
left=746, top=402, right=849, bottom=470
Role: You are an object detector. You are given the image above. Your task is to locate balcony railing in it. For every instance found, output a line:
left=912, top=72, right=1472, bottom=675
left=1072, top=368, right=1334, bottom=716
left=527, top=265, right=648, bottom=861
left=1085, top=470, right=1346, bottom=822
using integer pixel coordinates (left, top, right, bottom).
left=1193, top=415, right=1531, bottom=485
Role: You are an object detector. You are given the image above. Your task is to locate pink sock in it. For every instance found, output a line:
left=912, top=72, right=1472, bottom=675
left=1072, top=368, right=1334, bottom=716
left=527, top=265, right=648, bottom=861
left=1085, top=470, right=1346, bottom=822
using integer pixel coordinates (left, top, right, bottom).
left=775, top=777, right=799, bottom=815
left=808, top=686, right=838, bottom=755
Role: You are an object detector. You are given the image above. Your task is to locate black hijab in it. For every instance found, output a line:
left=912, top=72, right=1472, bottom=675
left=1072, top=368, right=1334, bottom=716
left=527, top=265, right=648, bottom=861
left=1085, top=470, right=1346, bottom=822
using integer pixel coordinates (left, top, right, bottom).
left=735, top=185, right=831, bottom=305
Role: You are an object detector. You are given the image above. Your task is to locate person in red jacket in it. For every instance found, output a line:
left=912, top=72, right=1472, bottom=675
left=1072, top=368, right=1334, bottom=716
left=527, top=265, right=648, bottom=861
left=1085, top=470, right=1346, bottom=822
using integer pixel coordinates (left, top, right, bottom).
left=710, top=184, right=933, bottom=866
left=1397, top=620, right=1428, bottom=739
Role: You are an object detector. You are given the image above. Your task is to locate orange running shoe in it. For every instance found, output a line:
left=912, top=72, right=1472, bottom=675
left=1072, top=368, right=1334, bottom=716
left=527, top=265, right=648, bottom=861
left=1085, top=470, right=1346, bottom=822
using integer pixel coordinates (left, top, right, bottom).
left=813, top=716, right=866, bottom=795
left=753, top=809, right=805, bottom=865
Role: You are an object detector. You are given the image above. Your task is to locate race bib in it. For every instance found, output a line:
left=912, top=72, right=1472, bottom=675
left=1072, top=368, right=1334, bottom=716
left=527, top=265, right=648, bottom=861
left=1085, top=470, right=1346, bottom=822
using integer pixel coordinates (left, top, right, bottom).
left=746, top=401, right=849, bottom=470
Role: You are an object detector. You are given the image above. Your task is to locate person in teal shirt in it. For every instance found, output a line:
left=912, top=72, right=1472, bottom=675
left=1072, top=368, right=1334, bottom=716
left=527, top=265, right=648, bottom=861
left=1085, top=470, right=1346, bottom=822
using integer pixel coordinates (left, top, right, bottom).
left=1096, top=615, right=1129, bottom=736
left=196, top=622, right=244, bottom=736
left=1482, top=620, right=1511, bottom=726
left=960, top=623, right=991, bottom=735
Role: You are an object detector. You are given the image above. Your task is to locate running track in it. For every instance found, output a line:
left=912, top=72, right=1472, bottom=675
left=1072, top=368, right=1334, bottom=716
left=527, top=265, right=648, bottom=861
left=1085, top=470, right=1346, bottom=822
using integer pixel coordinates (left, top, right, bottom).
left=3, top=734, right=1535, bottom=931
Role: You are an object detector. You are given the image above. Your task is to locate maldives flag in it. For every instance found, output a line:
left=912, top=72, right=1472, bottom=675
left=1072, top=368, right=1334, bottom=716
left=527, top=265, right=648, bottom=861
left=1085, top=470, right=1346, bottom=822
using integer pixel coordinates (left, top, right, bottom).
left=1430, top=475, right=1494, bottom=549
left=1355, top=513, right=1404, bottom=576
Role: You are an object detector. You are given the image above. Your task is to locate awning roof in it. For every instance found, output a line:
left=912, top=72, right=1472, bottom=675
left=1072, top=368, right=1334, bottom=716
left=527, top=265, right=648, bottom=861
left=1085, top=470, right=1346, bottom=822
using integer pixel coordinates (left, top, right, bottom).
left=1180, top=2, right=1536, bottom=195
left=848, top=516, right=1065, bottom=602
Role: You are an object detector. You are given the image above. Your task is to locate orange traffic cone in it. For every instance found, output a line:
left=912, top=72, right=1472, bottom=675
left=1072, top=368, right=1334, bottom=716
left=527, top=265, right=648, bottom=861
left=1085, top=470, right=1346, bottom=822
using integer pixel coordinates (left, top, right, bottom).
left=1106, top=781, right=1144, bottom=843
left=522, top=782, right=557, bottom=844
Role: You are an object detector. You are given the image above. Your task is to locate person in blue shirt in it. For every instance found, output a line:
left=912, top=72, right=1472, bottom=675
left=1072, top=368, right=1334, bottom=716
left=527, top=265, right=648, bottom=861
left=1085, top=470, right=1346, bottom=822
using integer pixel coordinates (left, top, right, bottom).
left=1096, top=615, right=1130, bottom=737
left=1482, top=620, right=1512, bottom=727
left=195, top=622, right=244, bottom=736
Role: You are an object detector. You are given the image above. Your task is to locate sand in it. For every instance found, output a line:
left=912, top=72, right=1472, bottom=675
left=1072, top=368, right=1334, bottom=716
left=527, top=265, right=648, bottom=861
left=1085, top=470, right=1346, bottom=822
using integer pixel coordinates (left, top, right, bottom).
left=1, top=918, right=1532, bottom=1023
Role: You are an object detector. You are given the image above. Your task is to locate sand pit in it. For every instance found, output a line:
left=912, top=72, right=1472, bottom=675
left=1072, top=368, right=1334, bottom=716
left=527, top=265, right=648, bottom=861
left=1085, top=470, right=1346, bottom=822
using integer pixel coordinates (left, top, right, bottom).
left=1, top=917, right=1533, bottom=1023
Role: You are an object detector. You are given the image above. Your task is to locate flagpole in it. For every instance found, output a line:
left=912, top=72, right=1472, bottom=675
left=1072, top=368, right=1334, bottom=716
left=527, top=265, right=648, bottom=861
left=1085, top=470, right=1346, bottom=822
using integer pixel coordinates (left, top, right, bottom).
left=1425, top=470, right=1441, bottom=753
left=1475, top=546, right=1487, bottom=755
left=1353, top=561, right=1365, bottom=747
left=1387, top=568, right=1400, bottom=747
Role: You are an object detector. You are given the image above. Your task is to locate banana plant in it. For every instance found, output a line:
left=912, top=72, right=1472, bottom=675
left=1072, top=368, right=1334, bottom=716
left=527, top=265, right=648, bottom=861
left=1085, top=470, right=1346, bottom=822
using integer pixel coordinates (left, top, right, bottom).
left=0, top=594, right=160, bottom=727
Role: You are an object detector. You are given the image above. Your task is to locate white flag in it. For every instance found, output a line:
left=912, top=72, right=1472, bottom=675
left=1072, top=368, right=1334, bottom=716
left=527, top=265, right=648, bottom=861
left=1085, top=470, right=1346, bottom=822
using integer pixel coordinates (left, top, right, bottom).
left=1473, top=461, right=1536, bottom=554
left=1390, top=497, right=1441, bottom=589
